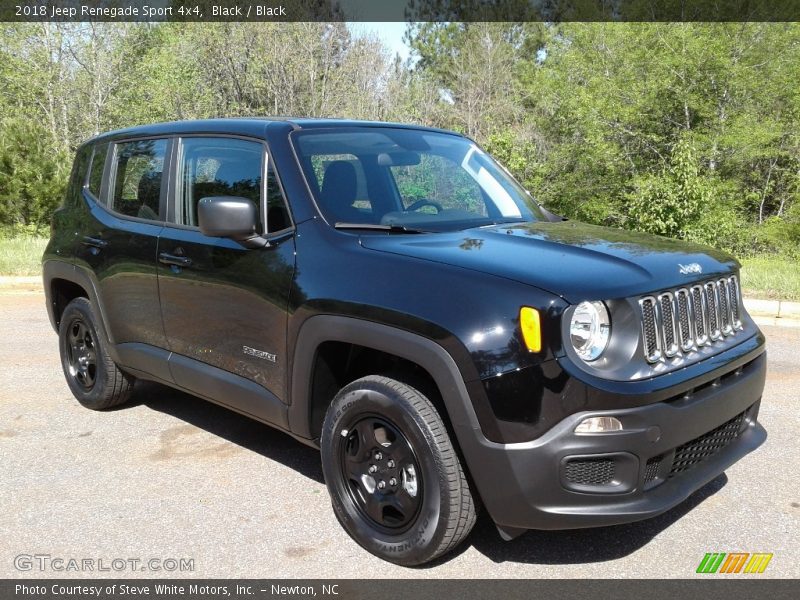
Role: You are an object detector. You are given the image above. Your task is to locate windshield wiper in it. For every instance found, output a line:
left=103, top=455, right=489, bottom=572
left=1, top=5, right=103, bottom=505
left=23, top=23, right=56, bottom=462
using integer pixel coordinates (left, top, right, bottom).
left=334, top=222, right=427, bottom=234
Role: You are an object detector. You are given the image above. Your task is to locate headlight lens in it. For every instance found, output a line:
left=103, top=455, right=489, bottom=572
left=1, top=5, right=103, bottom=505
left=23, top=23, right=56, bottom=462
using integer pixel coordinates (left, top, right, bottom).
left=569, top=301, right=611, bottom=361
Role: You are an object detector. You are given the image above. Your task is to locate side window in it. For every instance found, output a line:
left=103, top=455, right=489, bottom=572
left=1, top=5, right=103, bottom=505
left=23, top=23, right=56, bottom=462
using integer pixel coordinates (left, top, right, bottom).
left=390, top=154, right=487, bottom=216
left=67, top=145, right=92, bottom=206
left=87, top=142, right=108, bottom=199
left=110, top=139, right=167, bottom=220
left=177, top=137, right=262, bottom=228
left=266, top=163, right=291, bottom=233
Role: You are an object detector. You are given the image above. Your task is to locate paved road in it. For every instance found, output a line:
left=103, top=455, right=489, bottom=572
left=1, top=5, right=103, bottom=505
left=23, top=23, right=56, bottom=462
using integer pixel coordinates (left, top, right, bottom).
left=1, top=289, right=798, bottom=578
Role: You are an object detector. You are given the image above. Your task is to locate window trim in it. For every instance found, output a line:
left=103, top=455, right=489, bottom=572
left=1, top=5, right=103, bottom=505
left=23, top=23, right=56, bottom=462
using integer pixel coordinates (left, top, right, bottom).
left=167, top=134, right=294, bottom=237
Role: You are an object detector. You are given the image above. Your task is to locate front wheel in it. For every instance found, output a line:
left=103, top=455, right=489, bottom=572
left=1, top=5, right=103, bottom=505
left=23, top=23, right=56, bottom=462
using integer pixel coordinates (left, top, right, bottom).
left=320, top=375, right=476, bottom=565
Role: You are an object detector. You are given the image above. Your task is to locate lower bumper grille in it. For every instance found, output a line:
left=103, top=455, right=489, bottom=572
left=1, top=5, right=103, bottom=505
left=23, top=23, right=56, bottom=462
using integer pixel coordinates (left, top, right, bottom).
left=564, top=458, right=615, bottom=486
left=644, top=456, right=662, bottom=483
left=668, top=411, right=746, bottom=477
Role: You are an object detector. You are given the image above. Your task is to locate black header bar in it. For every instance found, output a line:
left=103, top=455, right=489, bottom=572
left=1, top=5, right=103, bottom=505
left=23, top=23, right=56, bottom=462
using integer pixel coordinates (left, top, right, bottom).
left=2, top=0, right=800, bottom=22
left=1, top=579, right=799, bottom=600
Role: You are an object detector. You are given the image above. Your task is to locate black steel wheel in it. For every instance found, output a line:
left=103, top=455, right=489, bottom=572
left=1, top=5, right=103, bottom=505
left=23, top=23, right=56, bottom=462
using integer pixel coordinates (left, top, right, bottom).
left=64, top=318, right=97, bottom=390
left=58, top=297, right=134, bottom=410
left=339, top=415, right=423, bottom=532
left=321, top=375, right=476, bottom=566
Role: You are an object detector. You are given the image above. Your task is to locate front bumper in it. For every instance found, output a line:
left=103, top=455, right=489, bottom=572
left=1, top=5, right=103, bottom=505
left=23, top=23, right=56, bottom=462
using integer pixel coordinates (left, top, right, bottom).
left=467, top=347, right=767, bottom=531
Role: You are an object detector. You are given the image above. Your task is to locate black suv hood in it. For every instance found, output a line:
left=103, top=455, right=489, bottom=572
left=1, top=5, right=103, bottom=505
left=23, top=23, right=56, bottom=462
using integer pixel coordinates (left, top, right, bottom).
left=360, top=221, right=739, bottom=303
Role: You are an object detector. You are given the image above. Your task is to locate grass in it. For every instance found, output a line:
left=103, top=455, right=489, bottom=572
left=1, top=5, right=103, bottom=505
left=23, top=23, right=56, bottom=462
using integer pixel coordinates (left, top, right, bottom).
left=0, top=235, right=797, bottom=301
left=740, top=256, right=800, bottom=301
left=0, top=236, right=48, bottom=276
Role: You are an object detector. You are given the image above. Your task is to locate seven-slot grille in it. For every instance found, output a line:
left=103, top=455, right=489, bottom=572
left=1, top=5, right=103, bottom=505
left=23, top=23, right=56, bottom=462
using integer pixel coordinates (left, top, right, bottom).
left=639, top=275, right=742, bottom=363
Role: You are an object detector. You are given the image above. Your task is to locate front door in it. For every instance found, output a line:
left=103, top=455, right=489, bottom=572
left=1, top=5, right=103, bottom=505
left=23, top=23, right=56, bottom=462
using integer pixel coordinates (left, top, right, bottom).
left=156, top=136, right=295, bottom=416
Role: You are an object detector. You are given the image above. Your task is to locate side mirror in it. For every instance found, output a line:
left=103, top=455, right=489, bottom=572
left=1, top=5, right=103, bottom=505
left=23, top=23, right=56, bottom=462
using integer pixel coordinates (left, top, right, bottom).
left=198, top=196, right=266, bottom=248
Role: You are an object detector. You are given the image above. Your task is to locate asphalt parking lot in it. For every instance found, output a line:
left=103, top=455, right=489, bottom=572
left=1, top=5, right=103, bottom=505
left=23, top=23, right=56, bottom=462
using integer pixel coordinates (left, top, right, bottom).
left=1, top=287, right=798, bottom=579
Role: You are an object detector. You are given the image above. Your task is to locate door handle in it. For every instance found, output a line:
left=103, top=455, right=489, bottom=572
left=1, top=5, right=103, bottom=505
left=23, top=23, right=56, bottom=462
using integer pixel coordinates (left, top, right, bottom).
left=81, top=236, right=108, bottom=249
left=158, top=252, right=193, bottom=268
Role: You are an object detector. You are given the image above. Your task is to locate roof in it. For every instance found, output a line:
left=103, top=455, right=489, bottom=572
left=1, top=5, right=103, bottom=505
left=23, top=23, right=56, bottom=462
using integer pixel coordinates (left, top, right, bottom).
left=83, top=117, right=462, bottom=146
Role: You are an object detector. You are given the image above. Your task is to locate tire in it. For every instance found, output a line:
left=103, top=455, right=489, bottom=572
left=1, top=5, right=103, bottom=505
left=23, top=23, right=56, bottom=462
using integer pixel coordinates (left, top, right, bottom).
left=58, top=297, right=134, bottom=410
left=320, top=375, right=476, bottom=566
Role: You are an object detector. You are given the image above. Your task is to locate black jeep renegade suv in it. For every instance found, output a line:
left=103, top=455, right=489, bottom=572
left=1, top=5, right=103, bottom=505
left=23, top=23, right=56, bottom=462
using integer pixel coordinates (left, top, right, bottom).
left=43, top=118, right=767, bottom=565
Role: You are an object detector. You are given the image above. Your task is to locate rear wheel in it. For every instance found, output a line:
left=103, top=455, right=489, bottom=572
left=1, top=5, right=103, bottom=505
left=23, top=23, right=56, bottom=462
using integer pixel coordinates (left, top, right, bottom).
left=58, top=297, right=134, bottom=410
left=320, top=375, right=476, bottom=565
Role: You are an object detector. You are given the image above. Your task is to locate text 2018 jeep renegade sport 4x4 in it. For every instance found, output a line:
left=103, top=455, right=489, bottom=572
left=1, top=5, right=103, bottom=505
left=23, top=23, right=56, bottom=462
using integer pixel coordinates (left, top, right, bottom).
left=44, top=118, right=767, bottom=565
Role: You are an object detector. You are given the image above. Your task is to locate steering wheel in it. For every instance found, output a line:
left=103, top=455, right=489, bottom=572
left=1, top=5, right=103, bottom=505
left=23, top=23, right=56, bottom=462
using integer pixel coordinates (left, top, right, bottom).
left=405, top=199, right=443, bottom=213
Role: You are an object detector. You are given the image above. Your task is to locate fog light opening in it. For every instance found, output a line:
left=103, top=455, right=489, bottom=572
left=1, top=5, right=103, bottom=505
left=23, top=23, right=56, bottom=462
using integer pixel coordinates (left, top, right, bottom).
left=575, top=416, right=623, bottom=434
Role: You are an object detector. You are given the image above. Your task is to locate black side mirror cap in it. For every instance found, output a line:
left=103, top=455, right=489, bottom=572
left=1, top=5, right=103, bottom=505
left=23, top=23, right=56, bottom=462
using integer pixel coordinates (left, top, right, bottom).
left=198, top=196, right=267, bottom=248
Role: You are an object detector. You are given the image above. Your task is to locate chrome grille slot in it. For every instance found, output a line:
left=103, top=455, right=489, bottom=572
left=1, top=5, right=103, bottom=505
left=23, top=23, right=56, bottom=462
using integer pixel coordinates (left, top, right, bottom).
left=639, top=296, right=661, bottom=362
left=728, top=275, right=742, bottom=330
left=639, top=275, right=742, bottom=364
left=691, top=285, right=708, bottom=345
left=717, top=278, right=732, bottom=335
left=705, top=282, right=721, bottom=341
left=675, top=289, right=694, bottom=352
left=658, top=292, right=679, bottom=357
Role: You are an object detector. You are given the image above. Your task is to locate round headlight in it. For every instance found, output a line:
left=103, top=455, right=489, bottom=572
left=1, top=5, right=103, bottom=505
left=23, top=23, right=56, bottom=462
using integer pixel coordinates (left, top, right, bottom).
left=569, top=301, right=611, bottom=361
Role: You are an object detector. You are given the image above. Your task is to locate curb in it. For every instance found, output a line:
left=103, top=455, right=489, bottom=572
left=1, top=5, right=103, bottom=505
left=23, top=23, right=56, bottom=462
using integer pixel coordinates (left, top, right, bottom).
left=752, top=315, right=800, bottom=329
left=743, top=297, right=800, bottom=320
left=0, top=276, right=41, bottom=284
left=0, top=276, right=42, bottom=292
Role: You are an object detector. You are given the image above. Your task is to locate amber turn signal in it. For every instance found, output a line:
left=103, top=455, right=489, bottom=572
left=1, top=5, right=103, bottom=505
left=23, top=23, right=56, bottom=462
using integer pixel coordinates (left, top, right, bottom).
left=520, top=306, right=542, bottom=352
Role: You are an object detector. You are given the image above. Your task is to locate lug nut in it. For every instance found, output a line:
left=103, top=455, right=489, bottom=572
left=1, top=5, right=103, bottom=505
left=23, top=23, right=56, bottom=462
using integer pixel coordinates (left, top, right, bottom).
left=387, top=460, right=395, bottom=468
left=368, top=465, right=377, bottom=474
left=389, top=478, right=397, bottom=486
left=374, top=452, right=383, bottom=460
left=377, top=481, right=386, bottom=490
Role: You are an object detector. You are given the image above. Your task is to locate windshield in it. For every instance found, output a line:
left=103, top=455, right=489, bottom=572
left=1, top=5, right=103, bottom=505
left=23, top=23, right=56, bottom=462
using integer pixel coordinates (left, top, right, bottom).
left=291, top=127, right=545, bottom=231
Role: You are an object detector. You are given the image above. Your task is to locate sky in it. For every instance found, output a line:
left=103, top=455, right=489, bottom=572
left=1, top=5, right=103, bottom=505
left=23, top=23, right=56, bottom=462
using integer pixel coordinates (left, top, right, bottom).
left=347, top=22, right=412, bottom=63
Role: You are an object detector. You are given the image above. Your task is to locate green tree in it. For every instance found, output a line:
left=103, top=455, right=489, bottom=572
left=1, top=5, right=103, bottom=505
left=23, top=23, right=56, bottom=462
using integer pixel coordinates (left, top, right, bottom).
left=626, top=138, right=713, bottom=240
left=0, top=116, right=69, bottom=231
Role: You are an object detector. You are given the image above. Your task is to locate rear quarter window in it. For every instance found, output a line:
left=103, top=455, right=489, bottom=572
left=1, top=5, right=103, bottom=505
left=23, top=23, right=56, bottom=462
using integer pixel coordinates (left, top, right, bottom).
left=87, top=143, right=108, bottom=199
left=66, top=145, right=92, bottom=206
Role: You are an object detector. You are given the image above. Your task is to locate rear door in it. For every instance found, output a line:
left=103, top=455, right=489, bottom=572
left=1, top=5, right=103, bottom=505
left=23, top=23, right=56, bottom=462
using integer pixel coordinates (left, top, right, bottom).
left=156, top=135, right=295, bottom=421
left=76, top=138, right=169, bottom=350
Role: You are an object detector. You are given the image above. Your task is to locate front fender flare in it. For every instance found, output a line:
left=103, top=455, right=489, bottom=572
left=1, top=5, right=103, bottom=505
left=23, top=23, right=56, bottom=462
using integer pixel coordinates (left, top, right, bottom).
left=288, top=315, right=484, bottom=443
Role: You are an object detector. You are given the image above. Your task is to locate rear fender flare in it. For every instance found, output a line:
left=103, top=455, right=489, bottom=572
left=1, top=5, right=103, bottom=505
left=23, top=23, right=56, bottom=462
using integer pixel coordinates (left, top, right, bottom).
left=42, top=260, right=118, bottom=360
